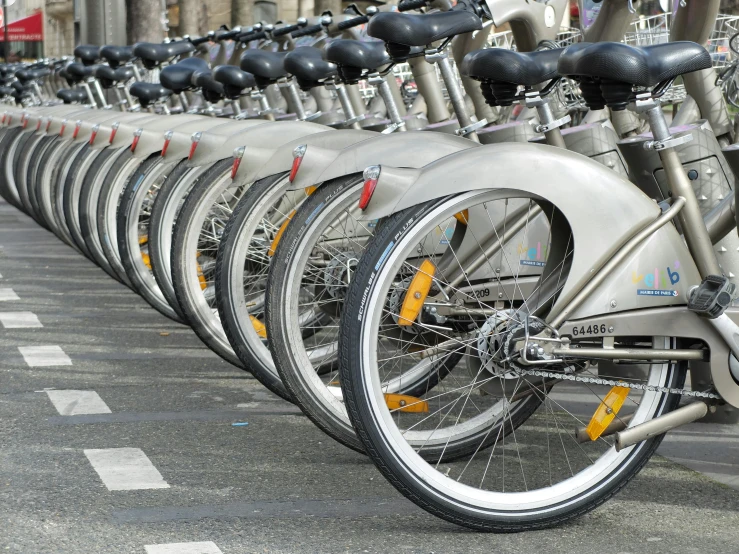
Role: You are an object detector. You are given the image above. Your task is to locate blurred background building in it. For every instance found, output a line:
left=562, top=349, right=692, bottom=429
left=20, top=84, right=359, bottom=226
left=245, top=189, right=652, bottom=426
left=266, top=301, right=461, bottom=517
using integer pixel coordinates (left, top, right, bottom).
left=0, top=0, right=738, bottom=60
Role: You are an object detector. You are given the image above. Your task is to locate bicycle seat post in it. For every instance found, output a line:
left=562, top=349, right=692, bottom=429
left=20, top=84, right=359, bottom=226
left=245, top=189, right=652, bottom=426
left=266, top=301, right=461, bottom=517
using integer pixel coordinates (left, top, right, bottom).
left=367, top=72, right=405, bottom=133
left=277, top=76, right=308, bottom=121
left=524, top=90, right=569, bottom=149
left=426, top=48, right=483, bottom=142
left=324, top=78, right=362, bottom=129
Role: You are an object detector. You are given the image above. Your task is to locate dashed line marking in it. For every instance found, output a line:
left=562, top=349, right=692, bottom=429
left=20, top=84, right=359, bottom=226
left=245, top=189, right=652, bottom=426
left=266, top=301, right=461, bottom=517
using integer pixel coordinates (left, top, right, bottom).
left=84, top=448, right=170, bottom=491
left=0, top=311, right=42, bottom=328
left=144, top=542, right=223, bottom=554
left=45, top=390, right=111, bottom=415
left=18, top=345, right=72, bottom=367
left=0, top=287, right=19, bottom=301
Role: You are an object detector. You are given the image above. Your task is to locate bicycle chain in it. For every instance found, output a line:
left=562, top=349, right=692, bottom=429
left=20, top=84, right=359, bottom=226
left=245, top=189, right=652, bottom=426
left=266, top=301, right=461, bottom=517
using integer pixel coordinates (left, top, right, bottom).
left=515, top=367, right=721, bottom=399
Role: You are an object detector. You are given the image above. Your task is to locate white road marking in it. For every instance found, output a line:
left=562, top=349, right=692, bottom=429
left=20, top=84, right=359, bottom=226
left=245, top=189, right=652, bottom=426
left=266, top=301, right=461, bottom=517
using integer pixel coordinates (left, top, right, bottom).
left=0, top=287, right=19, bottom=301
left=144, top=542, right=223, bottom=554
left=84, top=448, right=170, bottom=491
left=0, top=311, right=42, bottom=328
left=18, top=345, right=72, bottom=367
left=45, top=390, right=111, bottom=415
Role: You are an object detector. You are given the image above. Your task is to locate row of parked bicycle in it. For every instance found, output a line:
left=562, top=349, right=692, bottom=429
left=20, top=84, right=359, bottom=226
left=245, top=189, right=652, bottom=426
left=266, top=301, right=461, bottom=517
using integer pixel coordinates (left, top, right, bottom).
left=4, top=0, right=739, bottom=534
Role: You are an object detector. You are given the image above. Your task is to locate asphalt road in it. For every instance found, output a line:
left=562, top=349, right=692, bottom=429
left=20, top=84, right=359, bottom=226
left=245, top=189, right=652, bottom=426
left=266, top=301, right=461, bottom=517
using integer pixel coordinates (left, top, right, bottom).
left=2, top=200, right=739, bottom=554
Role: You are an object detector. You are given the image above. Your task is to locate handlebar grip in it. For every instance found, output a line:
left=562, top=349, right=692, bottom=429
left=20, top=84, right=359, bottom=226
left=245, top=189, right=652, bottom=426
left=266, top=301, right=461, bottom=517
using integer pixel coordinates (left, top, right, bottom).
left=398, top=0, right=428, bottom=11
left=337, top=15, right=369, bottom=31
left=238, top=30, right=268, bottom=43
left=219, top=29, right=242, bottom=40
left=290, top=23, right=324, bottom=38
left=273, top=23, right=306, bottom=37
left=190, top=36, right=212, bottom=46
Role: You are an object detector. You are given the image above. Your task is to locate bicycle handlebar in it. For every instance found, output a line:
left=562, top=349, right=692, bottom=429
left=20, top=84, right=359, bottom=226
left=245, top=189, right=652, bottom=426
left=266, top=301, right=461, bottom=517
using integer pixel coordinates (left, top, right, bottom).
left=273, top=20, right=308, bottom=37
left=337, top=15, right=369, bottom=31
left=237, top=30, right=268, bottom=43
left=398, top=0, right=428, bottom=11
left=290, top=23, right=325, bottom=38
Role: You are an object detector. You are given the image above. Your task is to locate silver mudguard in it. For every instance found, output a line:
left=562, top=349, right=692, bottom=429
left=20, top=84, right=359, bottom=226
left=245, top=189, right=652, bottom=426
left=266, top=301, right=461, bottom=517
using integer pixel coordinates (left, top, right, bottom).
left=236, top=129, right=378, bottom=186
left=187, top=120, right=331, bottom=168
left=158, top=119, right=266, bottom=161
left=83, top=113, right=166, bottom=148
left=289, top=131, right=478, bottom=191
left=106, top=114, right=208, bottom=153
left=361, top=143, right=667, bottom=318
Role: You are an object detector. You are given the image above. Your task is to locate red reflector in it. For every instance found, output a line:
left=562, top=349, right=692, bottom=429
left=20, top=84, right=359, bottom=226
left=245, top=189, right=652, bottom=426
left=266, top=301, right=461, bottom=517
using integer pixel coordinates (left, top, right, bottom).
left=72, top=123, right=81, bottom=139
left=231, top=157, right=242, bottom=180
left=59, top=123, right=65, bottom=136
left=89, top=131, right=97, bottom=145
left=2, top=113, right=6, bottom=124
left=46, top=119, right=52, bottom=132
left=22, top=116, right=28, bottom=129
left=161, top=139, right=171, bottom=157
left=188, top=142, right=198, bottom=160
left=359, top=178, right=378, bottom=210
left=131, top=134, right=140, bottom=153
left=289, top=155, right=303, bottom=183
left=109, top=127, right=118, bottom=144
left=36, top=120, right=41, bottom=131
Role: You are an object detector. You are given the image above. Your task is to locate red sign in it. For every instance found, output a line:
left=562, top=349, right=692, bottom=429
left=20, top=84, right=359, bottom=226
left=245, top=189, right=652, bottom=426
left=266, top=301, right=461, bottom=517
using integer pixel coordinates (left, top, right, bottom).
left=0, top=11, right=43, bottom=42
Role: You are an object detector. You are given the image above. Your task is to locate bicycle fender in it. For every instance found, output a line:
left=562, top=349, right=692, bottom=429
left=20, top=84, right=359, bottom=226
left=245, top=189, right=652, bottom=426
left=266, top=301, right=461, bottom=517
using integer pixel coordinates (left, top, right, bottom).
left=361, top=142, right=662, bottom=322
left=241, top=129, right=377, bottom=186
left=162, top=117, right=266, bottom=158
left=187, top=120, right=331, bottom=168
left=289, top=131, right=477, bottom=191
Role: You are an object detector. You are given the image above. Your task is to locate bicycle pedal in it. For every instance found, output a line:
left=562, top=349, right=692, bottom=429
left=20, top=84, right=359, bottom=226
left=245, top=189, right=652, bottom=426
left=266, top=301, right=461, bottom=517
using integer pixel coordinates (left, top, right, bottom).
left=687, top=275, right=735, bottom=318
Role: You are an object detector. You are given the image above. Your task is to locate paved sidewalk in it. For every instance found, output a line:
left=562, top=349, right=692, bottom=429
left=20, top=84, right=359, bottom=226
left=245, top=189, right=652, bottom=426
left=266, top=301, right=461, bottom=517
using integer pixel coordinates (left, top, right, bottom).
left=1, top=202, right=739, bottom=554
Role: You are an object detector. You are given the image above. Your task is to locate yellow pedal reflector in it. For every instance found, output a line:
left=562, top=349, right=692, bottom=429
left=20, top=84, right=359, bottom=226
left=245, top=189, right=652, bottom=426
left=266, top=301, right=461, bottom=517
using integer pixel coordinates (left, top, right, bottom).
left=585, top=385, right=630, bottom=441
left=267, top=210, right=295, bottom=257
left=454, top=210, right=469, bottom=225
left=141, top=252, right=152, bottom=270
left=250, top=315, right=267, bottom=338
left=398, top=260, right=436, bottom=326
left=329, top=379, right=340, bottom=386
left=138, top=234, right=148, bottom=245
left=384, top=393, right=428, bottom=413
left=305, top=186, right=317, bottom=195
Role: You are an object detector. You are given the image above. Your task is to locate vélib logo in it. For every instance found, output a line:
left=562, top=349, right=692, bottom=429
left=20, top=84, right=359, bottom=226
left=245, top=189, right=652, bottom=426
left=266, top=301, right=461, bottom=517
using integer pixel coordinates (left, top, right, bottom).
left=518, top=242, right=548, bottom=267
left=633, top=261, right=680, bottom=297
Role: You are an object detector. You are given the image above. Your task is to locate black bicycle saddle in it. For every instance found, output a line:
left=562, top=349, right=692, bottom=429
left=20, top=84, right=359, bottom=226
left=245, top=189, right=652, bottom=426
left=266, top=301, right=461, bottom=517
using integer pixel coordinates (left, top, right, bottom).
left=65, top=63, right=96, bottom=82
left=192, top=69, right=225, bottom=102
left=558, top=41, right=711, bottom=110
left=57, top=88, right=89, bottom=104
left=559, top=41, right=710, bottom=87
left=240, top=50, right=288, bottom=88
left=324, top=40, right=389, bottom=83
left=160, top=57, right=210, bottom=94
left=94, top=65, right=135, bottom=88
left=74, top=44, right=100, bottom=66
left=368, top=9, right=481, bottom=50
left=463, top=48, right=563, bottom=86
left=130, top=82, right=173, bottom=107
left=284, top=47, right=337, bottom=90
left=133, top=41, right=196, bottom=69
left=99, top=45, right=134, bottom=69
left=213, top=65, right=256, bottom=98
